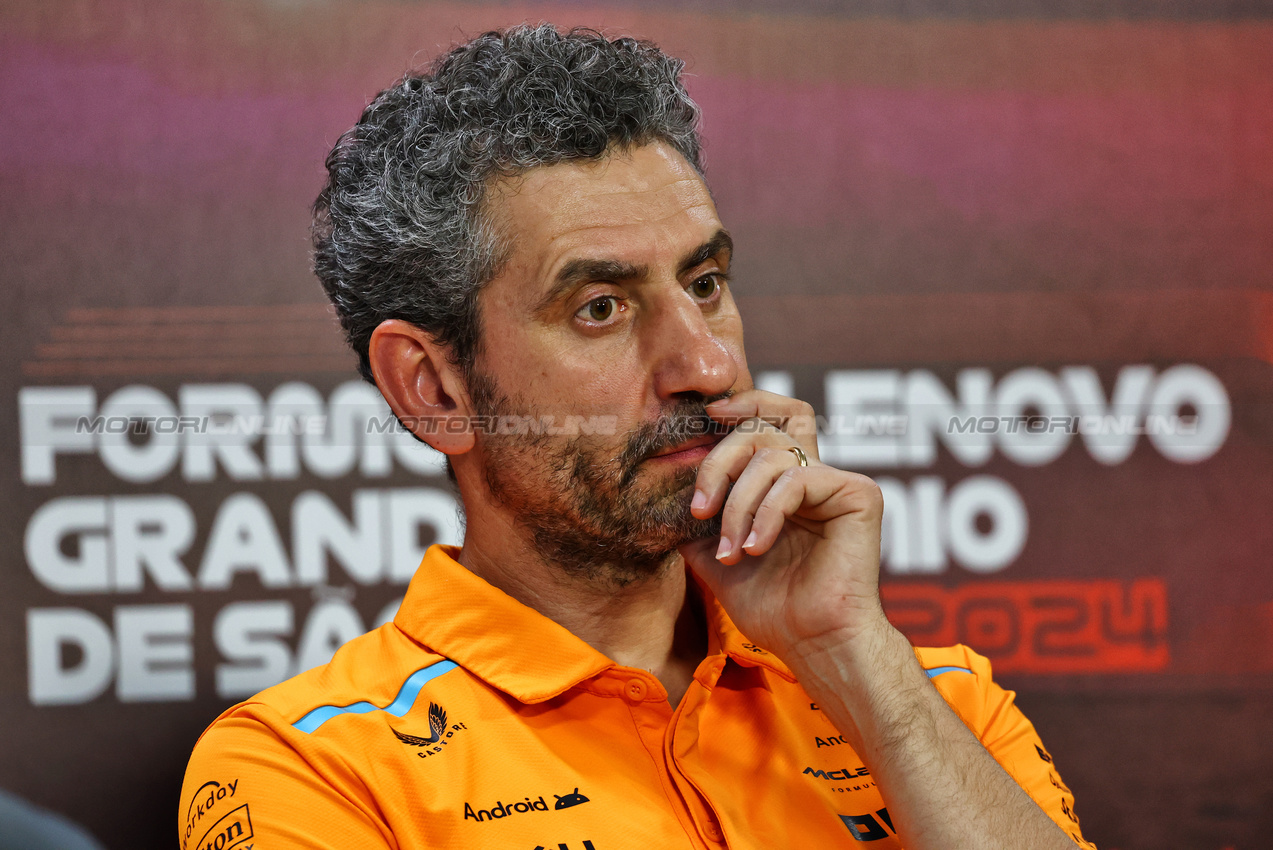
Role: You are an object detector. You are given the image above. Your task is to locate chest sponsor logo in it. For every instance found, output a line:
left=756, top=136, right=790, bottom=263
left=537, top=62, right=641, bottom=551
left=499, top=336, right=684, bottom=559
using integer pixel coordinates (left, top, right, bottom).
left=182, top=778, right=240, bottom=850
left=815, top=734, right=849, bottom=748
left=392, top=701, right=468, bottom=759
left=840, top=807, right=895, bottom=842
left=466, top=796, right=549, bottom=823
left=466, top=788, right=590, bottom=823
left=554, top=789, right=590, bottom=810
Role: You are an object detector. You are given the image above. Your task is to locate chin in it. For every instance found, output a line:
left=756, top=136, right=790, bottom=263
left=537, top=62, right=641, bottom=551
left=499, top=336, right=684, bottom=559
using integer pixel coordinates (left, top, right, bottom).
left=634, top=510, right=723, bottom=554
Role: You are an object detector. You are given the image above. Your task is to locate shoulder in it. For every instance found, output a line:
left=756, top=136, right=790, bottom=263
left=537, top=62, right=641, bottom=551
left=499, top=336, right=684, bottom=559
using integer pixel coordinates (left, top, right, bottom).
left=214, top=620, right=450, bottom=732
left=179, top=622, right=456, bottom=848
left=185, top=620, right=457, bottom=777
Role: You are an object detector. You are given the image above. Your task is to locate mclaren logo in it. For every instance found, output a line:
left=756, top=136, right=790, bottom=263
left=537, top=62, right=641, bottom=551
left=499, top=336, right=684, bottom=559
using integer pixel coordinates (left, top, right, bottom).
left=804, top=766, right=870, bottom=781
left=804, top=765, right=875, bottom=794
left=392, top=702, right=468, bottom=759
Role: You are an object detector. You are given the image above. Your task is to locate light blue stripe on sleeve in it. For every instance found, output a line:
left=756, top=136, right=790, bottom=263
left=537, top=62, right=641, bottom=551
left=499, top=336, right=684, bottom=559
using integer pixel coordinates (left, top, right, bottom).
left=292, top=659, right=458, bottom=734
left=924, top=665, right=974, bottom=678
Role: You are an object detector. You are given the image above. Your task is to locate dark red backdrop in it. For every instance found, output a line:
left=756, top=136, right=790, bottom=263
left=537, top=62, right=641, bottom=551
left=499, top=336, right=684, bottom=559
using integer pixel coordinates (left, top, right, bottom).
left=3, top=2, right=1272, bottom=848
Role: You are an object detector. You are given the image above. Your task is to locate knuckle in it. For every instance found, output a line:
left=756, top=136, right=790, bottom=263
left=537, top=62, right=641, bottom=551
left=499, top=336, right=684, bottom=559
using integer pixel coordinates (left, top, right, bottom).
left=776, top=466, right=803, bottom=488
left=852, top=473, right=884, bottom=506
left=790, top=401, right=818, bottom=436
left=697, top=453, right=727, bottom=478
left=754, top=446, right=785, bottom=465
left=754, top=501, right=781, bottom=521
left=743, top=412, right=773, bottom=432
left=849, top=470, right=880, bottom=490
left=719, top=501, right=749, bottom=527
left=748, top=416, right=777, bottom=435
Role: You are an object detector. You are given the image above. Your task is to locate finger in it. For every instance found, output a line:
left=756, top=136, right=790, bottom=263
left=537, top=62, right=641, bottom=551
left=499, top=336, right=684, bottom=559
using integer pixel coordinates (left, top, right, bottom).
left=692, top=418, right=795, bottom=519
left=706, top=390, right=820, bottom=460
left=741, top=467, right=810, bottom=557
left=744, top=467, right=885, bottom=557
left=716, top=446, right=804, bottom=563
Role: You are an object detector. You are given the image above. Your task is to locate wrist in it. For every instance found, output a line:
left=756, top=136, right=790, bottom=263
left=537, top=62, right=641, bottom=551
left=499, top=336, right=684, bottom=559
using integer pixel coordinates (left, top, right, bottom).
left=786, top=610, right=906, bottom=672
left=785, top=620, right=927, bottom=755
left=786, top=617, right=923, bottom=709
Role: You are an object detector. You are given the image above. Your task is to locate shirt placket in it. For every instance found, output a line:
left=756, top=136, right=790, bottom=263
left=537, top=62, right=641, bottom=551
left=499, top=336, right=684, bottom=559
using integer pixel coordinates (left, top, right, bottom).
left=598, top=667, right=724, bottom=850
left=664, top=658, right=731, bottom=848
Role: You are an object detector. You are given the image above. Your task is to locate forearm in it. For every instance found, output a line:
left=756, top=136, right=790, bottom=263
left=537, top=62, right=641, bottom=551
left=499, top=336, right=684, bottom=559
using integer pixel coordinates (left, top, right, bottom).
left=789, top=623, right=1076, bottom=850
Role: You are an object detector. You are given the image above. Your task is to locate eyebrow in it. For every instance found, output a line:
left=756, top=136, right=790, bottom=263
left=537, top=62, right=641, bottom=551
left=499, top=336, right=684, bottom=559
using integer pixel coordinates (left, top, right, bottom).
left=533, top=228, right=734, bottom=316
left=678, top=228, right=733, bottom=277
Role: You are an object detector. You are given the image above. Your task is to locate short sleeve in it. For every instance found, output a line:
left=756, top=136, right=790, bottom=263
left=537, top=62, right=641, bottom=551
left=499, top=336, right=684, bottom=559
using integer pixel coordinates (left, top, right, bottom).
left=929, top=647, right=1098, bottom=849
left=178, top=709, right=396, bottom=850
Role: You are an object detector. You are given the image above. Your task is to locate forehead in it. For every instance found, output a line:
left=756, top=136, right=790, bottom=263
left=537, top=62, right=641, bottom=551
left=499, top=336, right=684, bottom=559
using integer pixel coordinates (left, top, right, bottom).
left=486, top=142, right=722, bottom=290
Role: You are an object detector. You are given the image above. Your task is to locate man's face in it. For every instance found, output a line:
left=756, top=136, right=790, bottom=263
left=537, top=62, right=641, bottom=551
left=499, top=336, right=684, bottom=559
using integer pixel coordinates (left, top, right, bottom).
left=466, top=141, right=751, bottom=584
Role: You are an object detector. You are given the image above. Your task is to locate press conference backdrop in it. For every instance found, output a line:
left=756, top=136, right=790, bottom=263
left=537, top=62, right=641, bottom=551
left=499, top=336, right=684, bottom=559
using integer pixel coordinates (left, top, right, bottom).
left=3, top=1, right=1271, bottom=848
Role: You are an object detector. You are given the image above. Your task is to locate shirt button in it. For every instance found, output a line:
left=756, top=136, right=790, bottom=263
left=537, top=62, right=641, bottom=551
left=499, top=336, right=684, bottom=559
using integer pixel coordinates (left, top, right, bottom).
left=624, top=678, right=647, bottom=702
left=704, top=820, right=723, bottom=842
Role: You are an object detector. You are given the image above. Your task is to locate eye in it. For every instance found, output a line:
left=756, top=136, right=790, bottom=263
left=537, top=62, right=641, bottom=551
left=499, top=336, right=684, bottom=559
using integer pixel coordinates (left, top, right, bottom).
left=578, top=296, right=621, bottom=323
left=690, top=273, right=723, bottom=300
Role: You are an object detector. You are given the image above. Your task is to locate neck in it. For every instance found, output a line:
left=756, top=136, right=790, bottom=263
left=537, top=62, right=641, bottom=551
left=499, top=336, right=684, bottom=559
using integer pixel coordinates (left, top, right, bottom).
left=458, top=507, right=707, bottom=706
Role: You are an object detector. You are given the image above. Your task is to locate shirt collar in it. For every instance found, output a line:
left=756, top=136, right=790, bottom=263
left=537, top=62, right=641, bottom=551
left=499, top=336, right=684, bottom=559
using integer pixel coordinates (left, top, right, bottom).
left=394, top=545, right=794, bottom=704
left=689, top=569, right=797, bottom=683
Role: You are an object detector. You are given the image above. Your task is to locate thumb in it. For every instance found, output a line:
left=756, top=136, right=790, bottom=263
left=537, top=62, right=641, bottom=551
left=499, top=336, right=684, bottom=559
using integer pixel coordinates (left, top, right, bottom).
left=678, top=536, right=726, bottom=592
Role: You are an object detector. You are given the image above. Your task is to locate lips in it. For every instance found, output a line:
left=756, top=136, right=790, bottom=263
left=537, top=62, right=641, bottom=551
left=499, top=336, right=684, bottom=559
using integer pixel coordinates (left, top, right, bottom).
left=650, top=433, right=722, bottom=459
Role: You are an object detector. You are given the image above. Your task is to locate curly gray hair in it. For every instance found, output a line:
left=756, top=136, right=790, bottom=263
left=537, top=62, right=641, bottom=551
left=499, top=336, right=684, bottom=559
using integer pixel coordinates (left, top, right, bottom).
left=312, top=23, right=705, bottom=382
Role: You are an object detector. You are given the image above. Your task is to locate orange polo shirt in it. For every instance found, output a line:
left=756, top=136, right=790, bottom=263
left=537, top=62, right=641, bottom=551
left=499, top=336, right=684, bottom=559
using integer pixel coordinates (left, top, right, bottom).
left=180, top=544, right=1095, bottom=850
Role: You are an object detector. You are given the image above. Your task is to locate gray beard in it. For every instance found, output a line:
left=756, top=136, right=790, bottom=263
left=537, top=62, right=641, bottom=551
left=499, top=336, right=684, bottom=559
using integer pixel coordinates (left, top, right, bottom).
left=469, top=370, right=727, bottom=588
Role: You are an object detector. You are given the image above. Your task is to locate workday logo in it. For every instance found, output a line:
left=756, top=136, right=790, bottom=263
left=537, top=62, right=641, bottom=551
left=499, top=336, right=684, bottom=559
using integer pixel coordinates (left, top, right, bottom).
left=182, top=778, right=240, bottom=850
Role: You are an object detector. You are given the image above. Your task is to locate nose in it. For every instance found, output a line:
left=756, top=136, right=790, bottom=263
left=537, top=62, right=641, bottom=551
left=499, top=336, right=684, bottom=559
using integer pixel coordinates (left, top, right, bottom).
left=647, top=291, right=739, bottom=401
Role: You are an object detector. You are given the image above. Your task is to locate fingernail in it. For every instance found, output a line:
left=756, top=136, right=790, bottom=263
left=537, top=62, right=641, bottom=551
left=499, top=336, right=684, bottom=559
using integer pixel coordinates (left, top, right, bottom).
left=691, top=490, right=707, bottom=512
left=743, top=530, right=758, bottom=550
left=715, top=537, right=732, bottom=560
left=706, top=397, right=729, bottom=406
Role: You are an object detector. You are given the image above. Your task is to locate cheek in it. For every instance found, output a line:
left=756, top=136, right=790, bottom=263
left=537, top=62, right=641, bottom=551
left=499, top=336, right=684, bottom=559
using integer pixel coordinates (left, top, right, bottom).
left=481, top=326, right=565, bottom=386
left=568, top=368, right=644, bottom=411
left=510, top=351, right=644, bottom=416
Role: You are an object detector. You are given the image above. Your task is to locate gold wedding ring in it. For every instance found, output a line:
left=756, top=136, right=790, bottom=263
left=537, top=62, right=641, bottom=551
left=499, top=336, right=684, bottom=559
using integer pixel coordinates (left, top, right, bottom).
left=787, top=445, right=809, bottom=467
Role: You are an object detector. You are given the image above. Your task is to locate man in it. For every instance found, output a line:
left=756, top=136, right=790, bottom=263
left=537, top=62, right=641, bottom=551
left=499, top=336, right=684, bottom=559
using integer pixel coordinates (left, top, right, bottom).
left=181, top=24, right=1094, bottom=850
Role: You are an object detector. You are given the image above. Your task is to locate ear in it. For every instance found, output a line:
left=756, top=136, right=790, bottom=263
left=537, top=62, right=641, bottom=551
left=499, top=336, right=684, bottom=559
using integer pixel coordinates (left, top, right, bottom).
left=367, top=319, right=476, bottom=456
